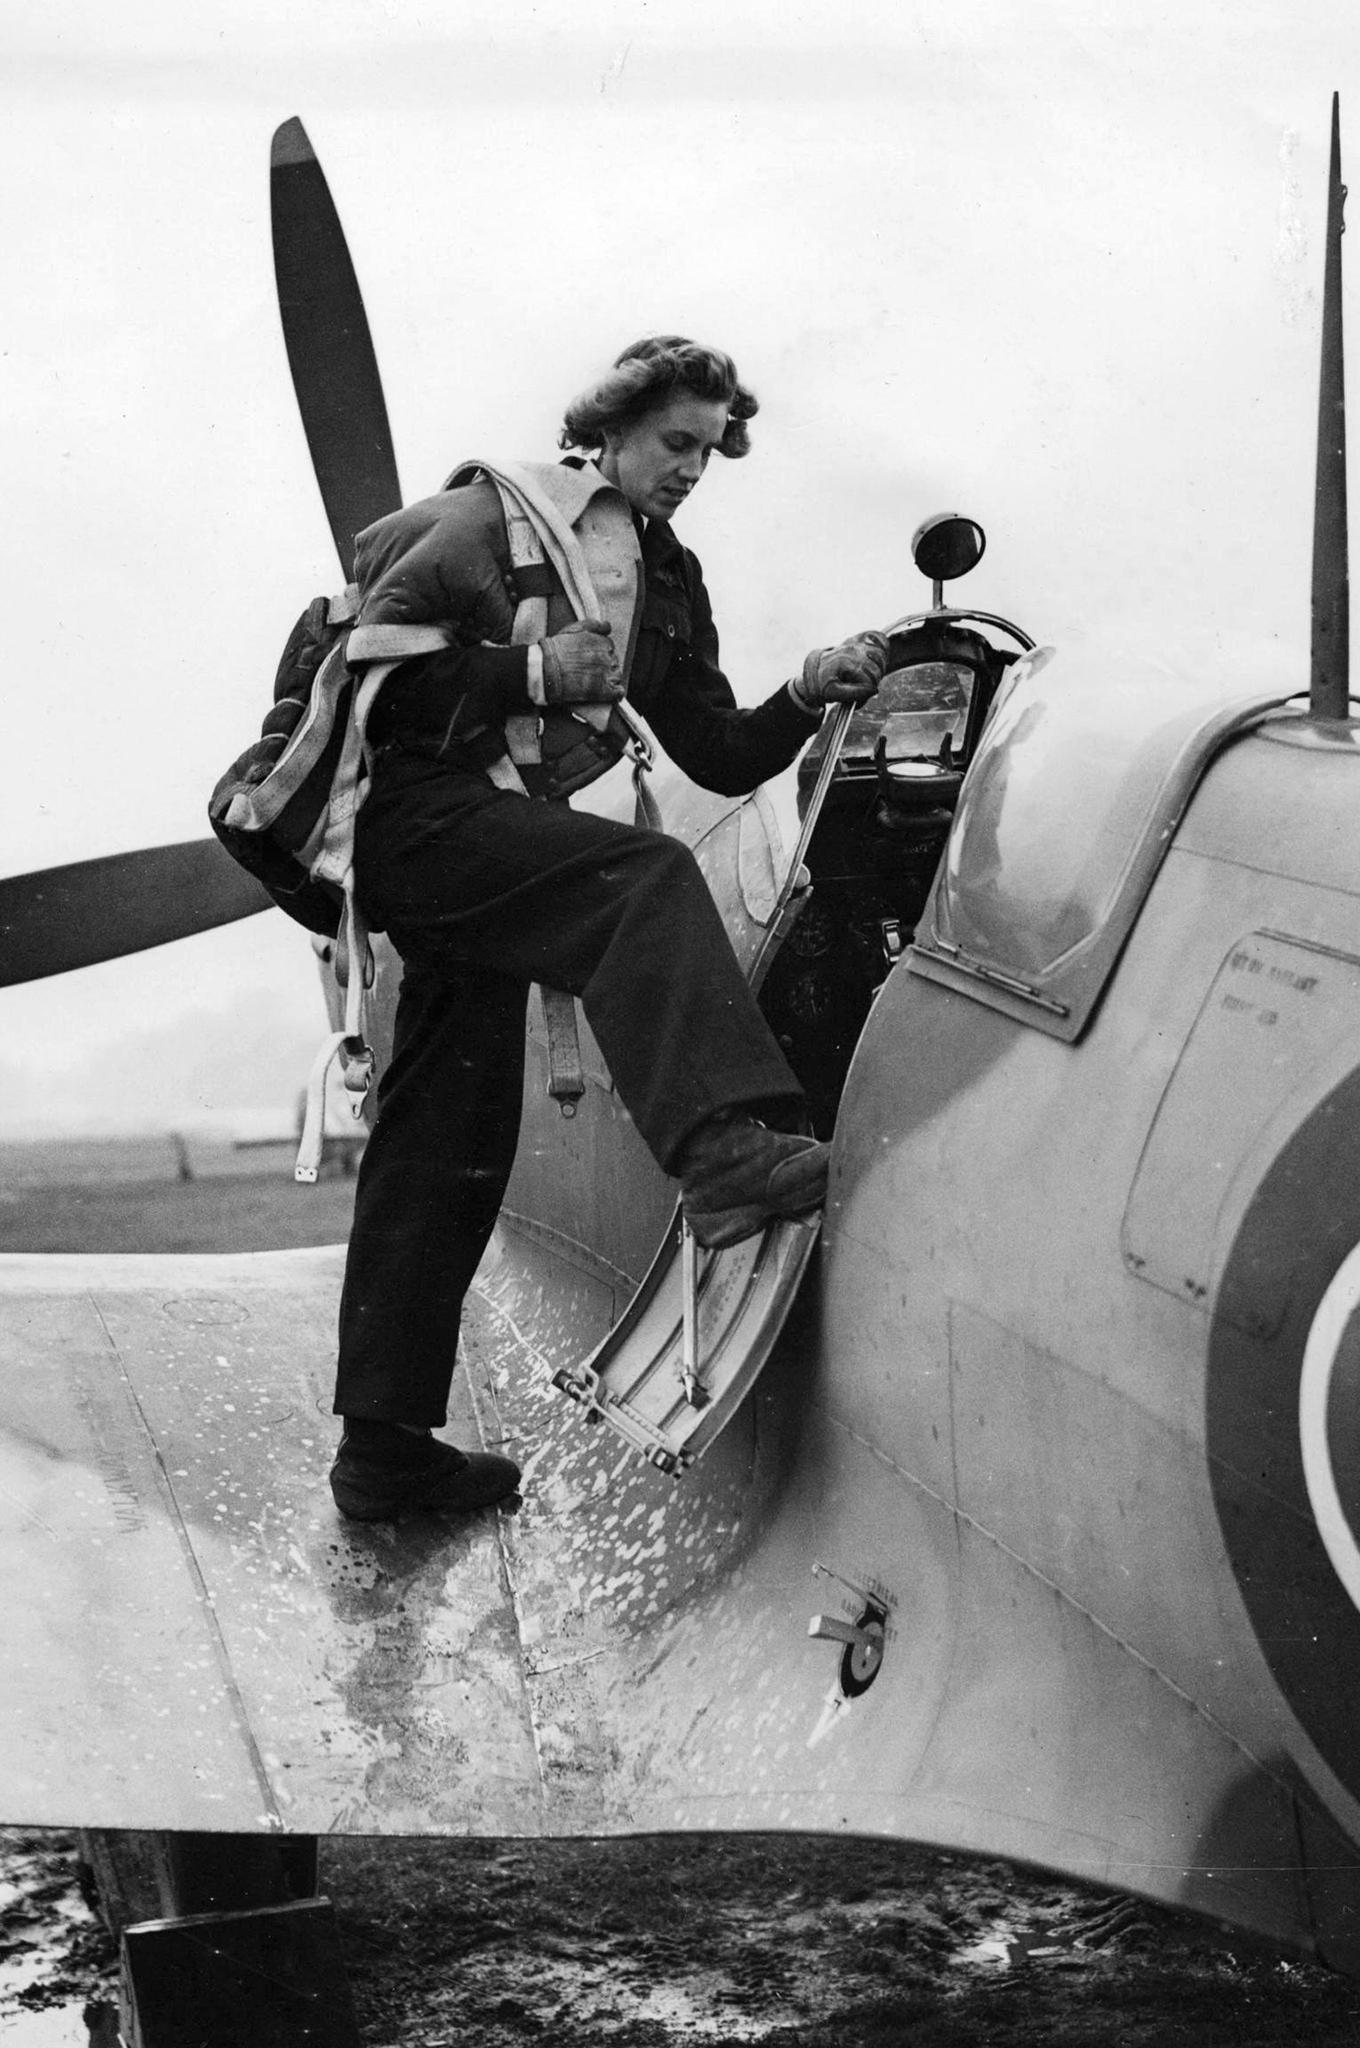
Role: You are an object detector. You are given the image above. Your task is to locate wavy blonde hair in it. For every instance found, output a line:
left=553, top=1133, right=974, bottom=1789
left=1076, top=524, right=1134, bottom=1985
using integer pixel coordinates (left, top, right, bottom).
left=559, top=335, right=758, bottom=460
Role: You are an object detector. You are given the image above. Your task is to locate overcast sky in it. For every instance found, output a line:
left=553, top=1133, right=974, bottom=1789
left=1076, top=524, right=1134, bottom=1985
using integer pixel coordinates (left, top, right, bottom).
left=2, top=0, right=1356, bottom=1131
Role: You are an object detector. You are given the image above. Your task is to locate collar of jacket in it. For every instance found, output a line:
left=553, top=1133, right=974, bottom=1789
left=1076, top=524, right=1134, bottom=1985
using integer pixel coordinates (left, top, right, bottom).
left=559, top=453, right=685, bottom=567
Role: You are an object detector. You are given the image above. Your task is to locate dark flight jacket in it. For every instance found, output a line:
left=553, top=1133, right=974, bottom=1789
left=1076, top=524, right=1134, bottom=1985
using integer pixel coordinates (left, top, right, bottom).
left=361, top=467, right=820, bottom=798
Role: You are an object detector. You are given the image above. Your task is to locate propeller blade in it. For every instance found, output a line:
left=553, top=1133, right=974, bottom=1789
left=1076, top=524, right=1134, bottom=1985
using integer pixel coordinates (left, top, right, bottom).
left=271, top=118, right=403, bottom=580
left=0, top=839, right=271, bottom=988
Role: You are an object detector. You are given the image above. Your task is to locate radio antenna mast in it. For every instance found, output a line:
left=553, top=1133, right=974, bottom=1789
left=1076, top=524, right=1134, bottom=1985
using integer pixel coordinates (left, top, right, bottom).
left=1311, top=94, right=1349, bottom=718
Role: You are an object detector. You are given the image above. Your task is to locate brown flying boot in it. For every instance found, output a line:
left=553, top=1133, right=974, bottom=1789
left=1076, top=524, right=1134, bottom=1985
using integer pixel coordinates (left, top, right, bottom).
left=678, top=1110, right=830, bottom=1250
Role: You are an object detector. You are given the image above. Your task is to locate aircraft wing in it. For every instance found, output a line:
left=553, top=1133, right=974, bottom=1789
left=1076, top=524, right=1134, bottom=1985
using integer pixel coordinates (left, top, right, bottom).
left=6, top=1186, right=1356, bottom=1990
left=0, top=1245, right=542, bottom=1833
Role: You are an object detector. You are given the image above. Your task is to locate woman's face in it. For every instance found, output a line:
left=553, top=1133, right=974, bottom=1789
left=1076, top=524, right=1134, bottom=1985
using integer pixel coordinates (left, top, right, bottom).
left=597, top=391, right=730, bottom=522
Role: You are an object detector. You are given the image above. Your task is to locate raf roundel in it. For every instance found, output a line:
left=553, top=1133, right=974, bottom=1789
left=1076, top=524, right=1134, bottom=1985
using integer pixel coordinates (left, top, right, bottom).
left=1300, top=1243, right=1360, bottom=1616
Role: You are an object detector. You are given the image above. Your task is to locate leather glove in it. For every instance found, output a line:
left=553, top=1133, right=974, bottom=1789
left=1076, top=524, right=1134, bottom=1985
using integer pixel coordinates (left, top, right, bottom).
left=538, top=619, right=625, bottom=706
left=792, top=629, right=890, bottom=710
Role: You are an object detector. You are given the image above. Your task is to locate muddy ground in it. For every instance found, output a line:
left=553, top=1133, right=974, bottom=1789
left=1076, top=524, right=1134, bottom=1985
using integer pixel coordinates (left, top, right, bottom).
left=4, top=1825, right=1360, bottom=2045
left=3, top=1146, right=1360, bottom=2043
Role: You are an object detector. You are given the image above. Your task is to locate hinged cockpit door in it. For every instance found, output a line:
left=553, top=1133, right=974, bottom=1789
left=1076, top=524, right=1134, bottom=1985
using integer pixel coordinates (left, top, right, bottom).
left=549, top=709, right=855, bottom=1473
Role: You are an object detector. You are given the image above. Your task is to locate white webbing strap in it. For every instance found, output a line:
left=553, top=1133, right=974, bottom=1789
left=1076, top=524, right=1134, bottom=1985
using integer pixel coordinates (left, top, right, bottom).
left=224, top=620, right=445, bottom=836
left=294, top=1030, right=349, bottom=1184
left=490, top=460, right=638, bottom=634
left=502, top=461, right=640, bottom=749
left=462, top=459, right=643, bottom=745
left=345, top=622, right=447, bottom=663
left=573, top=493, right=644, bottom=710
left=484, top=753, right=530, bottom=796
left=224, top=637, right=352, bottom=832
left=504, top=717, right=543, bottom=766
left=295, top=882, right=374, bottom=1182
left=305, top=624, right=450, bottom=874
left=633, top=757, right=662, bottom=833
left=309, top=660, right=400, bottom=888
left=499, top=484, right=551, bottom=768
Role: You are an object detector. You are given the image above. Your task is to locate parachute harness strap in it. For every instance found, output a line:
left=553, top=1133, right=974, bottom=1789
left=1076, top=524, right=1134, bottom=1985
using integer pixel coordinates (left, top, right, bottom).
left=295, top=882, right=374, bottom=1183
left=501, top=499, right=550, bottom=769
left=295, top=640, right=444, bottom=1182
left=628, top=713, right=661, bottom=832
left=541, top=988, right=586, bottom=1117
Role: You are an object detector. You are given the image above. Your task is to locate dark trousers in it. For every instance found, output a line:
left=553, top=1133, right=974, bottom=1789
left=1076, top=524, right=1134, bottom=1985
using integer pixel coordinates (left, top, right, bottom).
left=334, top=749, right=802, bottom=1425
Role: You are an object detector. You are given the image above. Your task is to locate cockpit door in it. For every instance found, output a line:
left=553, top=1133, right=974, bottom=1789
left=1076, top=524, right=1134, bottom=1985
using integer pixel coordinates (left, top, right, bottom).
left=546, top=711, right=855, bottom=1474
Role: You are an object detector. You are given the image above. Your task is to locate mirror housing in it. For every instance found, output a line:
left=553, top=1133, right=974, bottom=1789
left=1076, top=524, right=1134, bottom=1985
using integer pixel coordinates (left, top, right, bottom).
left=911, top=513, right=986, bottom=606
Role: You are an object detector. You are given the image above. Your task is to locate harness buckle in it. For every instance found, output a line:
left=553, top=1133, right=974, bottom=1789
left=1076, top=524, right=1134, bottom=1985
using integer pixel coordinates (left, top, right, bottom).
left=340, top=1037, right=375, bottom=1113
left=615, top=700, right=654, bottom=773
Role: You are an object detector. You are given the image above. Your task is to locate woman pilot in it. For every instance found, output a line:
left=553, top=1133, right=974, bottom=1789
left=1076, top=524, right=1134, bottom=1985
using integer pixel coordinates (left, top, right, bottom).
left=330, top=334, right=888, bottom=1521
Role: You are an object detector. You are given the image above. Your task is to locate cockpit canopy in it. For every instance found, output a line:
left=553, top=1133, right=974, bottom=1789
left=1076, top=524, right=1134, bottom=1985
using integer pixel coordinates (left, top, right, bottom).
left=910, top=654, right=1290, bottom=1040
